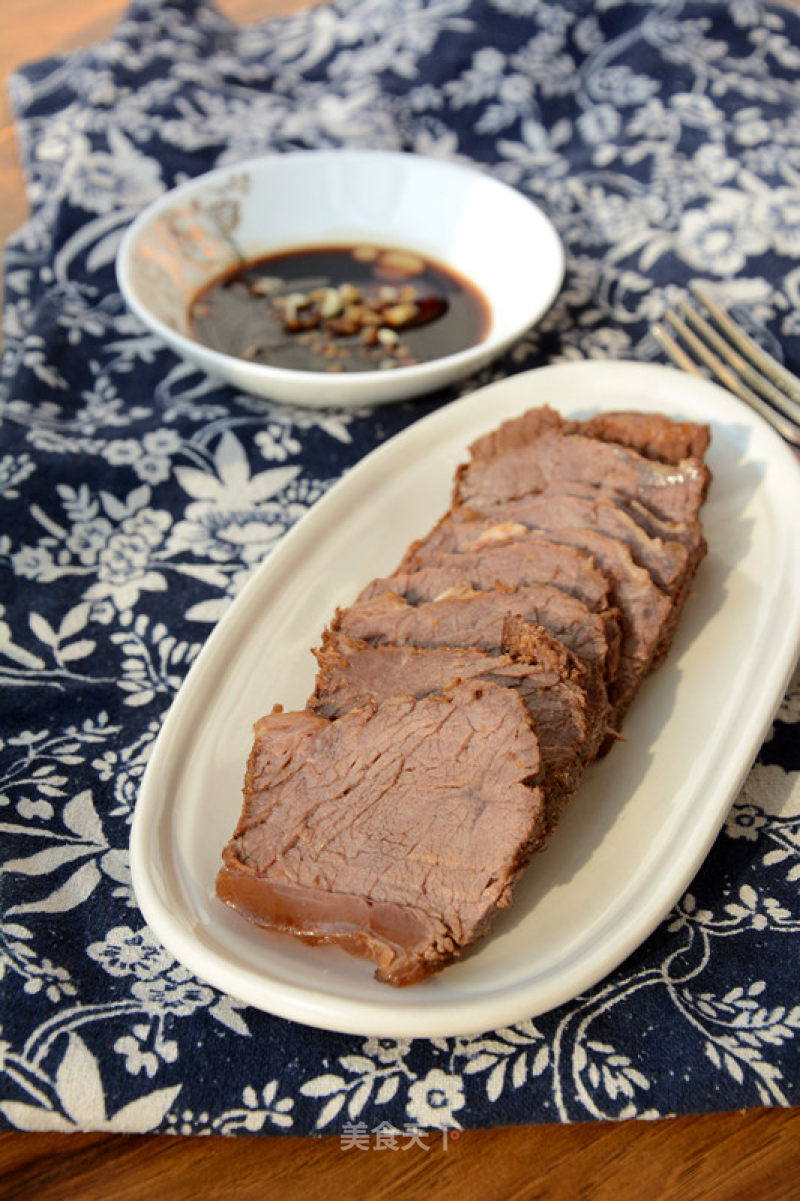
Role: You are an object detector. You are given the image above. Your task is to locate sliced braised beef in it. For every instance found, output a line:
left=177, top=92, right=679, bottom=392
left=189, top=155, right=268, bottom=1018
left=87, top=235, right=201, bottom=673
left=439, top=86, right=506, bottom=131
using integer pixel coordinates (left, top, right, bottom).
left=468, top=404, right=566, bottom=460
left=519, top=481, right=708, bottom=563
left=533, top=528, right=672, bottom=718
left=361, top=534, right=613, bottom=613
left=606, top=489, right=707, bottom=556
left=334, top=584, right=621, bottom=684
left=468, top=405, right=711, bottom=466
left=406, top=491, right=692, bottom=598
left=450, top=475, right=707, bottom=563
left=217, top=681, right=546, bottom=986
left=217, top=404, right=712, bottom=987
left=381, top=513, right=671, bottom=722
left=574, top=410, right=711, bottom=464
left=454, top=431, right=710, bottom=524
left=311, top=628, right=609, bottom=831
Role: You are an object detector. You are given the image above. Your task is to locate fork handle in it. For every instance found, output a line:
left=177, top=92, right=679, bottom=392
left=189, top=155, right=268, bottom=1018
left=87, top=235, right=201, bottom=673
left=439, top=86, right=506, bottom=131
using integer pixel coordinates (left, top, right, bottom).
left=727, top=377, right=800, bottom=449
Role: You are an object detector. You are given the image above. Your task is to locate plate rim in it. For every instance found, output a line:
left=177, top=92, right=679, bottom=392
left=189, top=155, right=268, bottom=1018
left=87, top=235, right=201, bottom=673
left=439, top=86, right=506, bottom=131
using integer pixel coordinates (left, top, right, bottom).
left=130, top=359, right=800, bottom=1038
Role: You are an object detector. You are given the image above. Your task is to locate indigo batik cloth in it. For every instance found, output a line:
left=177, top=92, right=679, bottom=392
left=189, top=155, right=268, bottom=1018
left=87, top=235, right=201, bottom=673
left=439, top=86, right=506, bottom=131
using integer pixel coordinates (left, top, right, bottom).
left=2, top=0, right=799, bottom=1135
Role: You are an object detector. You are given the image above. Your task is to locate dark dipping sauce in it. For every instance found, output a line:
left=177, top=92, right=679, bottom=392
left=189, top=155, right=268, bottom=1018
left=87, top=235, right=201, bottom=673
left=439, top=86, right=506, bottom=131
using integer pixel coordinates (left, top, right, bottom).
left=189, top=244, right=491, bottom=374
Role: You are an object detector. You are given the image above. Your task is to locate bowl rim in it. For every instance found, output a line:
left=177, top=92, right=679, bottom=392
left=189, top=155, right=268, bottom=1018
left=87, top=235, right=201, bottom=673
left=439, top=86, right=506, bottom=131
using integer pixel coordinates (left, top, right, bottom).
left=115, top=148, right=565, bottom=395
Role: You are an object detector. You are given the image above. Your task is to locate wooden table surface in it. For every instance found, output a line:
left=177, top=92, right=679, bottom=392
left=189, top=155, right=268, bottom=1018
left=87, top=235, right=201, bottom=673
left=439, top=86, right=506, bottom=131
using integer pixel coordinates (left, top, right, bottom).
left=2, top=2, right=799, bottom=1198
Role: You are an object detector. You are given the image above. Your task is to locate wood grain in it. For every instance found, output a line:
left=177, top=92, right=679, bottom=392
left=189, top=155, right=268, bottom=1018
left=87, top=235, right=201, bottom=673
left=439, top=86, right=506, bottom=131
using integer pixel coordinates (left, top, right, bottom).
left=2, top=3, right=799, bottom=1197
left=1, top=1109, right=799, bottom=1201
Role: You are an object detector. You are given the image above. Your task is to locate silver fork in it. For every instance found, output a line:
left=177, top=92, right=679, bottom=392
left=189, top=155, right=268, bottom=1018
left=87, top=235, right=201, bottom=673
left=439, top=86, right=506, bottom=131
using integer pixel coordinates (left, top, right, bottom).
left=651, top=283, right=800, bottom=449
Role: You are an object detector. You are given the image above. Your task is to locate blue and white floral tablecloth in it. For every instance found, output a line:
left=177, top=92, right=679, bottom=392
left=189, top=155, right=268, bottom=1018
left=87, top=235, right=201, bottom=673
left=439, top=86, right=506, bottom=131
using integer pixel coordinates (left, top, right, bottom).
left=2, top=0, right=799, bottom=1136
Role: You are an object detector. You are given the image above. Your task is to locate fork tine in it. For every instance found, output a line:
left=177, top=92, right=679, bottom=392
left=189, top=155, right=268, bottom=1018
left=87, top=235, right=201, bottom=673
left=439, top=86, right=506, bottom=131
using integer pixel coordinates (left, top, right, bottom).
left=661, top=307, right=755, bottom=398
left=657, top=306, right=800, bottom=448
left=650, top=322, right=705, bottom=378
left=689, top=285, right=800, bottom=425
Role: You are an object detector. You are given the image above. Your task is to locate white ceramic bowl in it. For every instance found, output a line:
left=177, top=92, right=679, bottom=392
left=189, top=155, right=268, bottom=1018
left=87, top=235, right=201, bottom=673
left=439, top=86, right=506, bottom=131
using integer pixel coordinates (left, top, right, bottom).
left=116, top=149, right=564, bottom=409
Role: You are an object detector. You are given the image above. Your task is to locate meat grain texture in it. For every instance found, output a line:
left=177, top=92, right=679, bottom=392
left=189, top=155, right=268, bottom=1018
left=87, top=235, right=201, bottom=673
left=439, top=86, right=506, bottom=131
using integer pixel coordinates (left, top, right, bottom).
left=217, top=405, right=712, bottom=986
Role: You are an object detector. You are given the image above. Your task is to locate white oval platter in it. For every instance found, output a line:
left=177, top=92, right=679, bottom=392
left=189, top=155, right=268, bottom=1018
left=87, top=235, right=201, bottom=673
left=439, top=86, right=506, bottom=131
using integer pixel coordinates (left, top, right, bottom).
left=130, top=360, right=800, bottom=1038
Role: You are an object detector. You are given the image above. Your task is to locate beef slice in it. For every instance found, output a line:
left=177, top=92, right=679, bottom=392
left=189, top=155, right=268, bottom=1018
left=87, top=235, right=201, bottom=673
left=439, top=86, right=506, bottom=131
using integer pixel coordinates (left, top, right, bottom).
left=217, top=681, right=546, bottom=986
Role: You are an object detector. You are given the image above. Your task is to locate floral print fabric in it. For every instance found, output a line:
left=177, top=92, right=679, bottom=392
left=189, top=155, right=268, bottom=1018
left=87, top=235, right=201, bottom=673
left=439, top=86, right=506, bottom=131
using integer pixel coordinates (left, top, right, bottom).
left=1, top=0, right=799, bottom=1135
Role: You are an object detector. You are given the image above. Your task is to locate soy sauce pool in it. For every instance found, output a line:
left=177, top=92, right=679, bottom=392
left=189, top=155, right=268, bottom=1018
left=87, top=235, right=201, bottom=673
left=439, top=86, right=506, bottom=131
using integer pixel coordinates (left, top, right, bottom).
left=189, top=244, right=491, bottom=374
